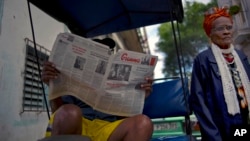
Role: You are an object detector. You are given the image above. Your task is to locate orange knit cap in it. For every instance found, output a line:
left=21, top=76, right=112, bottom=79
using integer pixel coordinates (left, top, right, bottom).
left=203, top=7, right=232, bottom=36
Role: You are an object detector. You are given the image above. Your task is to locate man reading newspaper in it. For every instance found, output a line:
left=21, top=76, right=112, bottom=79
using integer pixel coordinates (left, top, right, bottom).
left=42, top=36, right=154, bottom=141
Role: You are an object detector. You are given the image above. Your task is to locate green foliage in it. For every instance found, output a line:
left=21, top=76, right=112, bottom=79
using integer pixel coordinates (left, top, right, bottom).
left=156, top=0, right=217, bottom=77
left=229, top=5, right=240, bottom=16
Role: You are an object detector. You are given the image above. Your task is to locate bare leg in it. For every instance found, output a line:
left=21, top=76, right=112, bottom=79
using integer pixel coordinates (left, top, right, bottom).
left=51, top=104, right=82, bottom=135
left=108, top=114, right=153, bottom=141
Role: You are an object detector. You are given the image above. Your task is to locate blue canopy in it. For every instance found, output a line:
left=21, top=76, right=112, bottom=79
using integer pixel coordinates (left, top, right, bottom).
left=29, top=0, right=184, bottom=37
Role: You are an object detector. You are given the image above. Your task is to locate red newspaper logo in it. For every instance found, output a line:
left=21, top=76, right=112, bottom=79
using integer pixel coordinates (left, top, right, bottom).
left=150, top=57, right=156, bottom=66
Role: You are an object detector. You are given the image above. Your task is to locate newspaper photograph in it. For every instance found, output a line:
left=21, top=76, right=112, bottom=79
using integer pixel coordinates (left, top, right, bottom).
left=48, top=32, right=158, bottom=116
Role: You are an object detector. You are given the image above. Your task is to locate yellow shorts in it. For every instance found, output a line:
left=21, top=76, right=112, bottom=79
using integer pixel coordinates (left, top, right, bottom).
left=45, top=114, right=123, bottom=141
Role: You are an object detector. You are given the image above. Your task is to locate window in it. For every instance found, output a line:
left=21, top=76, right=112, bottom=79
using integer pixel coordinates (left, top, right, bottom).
left=239, top=4, right=246, bottom=25
left=22, top=38, right=51, bottom=112
left=234, top=0, right=249, bottom=28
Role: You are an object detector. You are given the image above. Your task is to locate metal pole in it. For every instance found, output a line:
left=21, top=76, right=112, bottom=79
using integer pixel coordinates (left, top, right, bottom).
left=27, top=0, right=50, bottom=120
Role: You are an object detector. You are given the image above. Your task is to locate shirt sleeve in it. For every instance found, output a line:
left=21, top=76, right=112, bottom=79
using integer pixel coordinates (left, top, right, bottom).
left=61, top=95, right=76, bottom=104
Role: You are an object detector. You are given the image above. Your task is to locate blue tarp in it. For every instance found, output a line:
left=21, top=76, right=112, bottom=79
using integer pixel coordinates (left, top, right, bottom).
left=143, top=78, right=190, bottom=119
left=29, top=0, right=183, bottom=37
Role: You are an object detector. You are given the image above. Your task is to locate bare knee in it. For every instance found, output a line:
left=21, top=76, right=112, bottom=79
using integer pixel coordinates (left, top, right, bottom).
left=133, top=114, right=153, bottom=131
left=109, top=114, right=153, bottom=141
left=128, top=114, right=153, bottom=140
left=52, top=104, right=82, bottom=135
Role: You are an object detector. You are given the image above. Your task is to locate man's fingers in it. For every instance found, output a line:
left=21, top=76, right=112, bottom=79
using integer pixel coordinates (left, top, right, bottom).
left=43, top=65, right=60, bottom=73
left=145, top=76, right=153, bottom=83
left=41, top=61, right=60, bottom=85
left=42, top=71, right=59, bottom=79
left=41, top=74, right=59, bottom=85
left=43, top=61, right=54, bottom=66
left=140, top=80, right=153, bottom=98
left=141, top=83, right=152, bottom=91
left=144, top=87, right=152, bottom=98
left=141, top=83, right=152, bottom=88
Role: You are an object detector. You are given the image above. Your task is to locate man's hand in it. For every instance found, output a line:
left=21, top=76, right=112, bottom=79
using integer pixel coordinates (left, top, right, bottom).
left=42, top=61, right=60, bottom=85
left=140, top=77, right=153, bottom=98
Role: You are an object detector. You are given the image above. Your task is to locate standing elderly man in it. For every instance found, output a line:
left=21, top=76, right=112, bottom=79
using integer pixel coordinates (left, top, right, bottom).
left=189, top=6, right=250, bottom=141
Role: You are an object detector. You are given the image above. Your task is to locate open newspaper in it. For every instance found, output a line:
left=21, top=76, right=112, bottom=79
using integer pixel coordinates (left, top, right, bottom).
left=49, top=32, right=158, bottom=117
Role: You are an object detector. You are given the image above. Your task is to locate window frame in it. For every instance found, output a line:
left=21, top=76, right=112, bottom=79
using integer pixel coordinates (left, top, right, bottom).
left=22, top=38, right=51, bottom=113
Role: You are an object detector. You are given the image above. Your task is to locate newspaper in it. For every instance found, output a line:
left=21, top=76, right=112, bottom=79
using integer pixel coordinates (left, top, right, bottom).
left=49, top=32, right=158, bottom=117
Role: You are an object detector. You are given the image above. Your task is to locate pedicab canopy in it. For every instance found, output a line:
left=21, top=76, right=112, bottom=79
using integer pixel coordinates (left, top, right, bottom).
left=29, top=0, right=184, bottom=38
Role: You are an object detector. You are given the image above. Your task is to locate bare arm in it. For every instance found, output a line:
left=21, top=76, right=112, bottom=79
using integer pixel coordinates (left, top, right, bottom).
left=42, top=61, right=62, bottom=113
